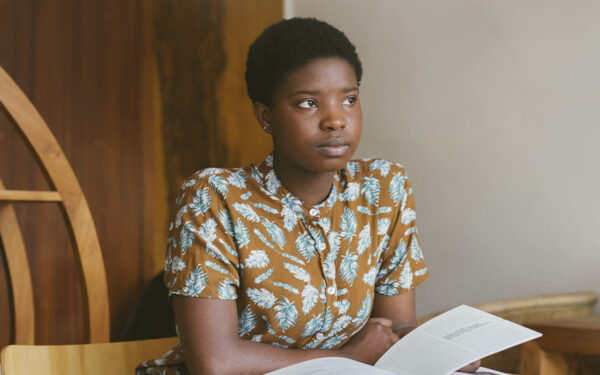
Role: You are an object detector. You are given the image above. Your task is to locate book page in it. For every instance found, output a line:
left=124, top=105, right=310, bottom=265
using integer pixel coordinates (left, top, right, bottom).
left=374, top=305, right=541, bottom=375
left=265, top=357, right=404, bottom=375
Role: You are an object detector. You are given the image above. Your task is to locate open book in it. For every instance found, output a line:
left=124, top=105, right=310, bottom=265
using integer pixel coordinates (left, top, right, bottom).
left=266, top=305, right=542, bottom=375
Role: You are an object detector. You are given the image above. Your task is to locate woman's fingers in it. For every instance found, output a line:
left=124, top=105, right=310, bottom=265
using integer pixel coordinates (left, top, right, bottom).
left=458, top=359, right=481, bottom=372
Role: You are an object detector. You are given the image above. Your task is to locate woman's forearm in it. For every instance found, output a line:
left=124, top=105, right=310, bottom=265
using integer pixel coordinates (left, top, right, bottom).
left=185, top=337, right=345, bottom=375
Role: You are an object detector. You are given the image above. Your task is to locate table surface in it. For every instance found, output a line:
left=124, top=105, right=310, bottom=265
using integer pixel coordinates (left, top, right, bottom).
left=526, top=316, right=600, bottom=355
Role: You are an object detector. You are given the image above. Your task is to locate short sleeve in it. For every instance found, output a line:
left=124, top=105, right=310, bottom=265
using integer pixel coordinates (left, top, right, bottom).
left=163, top=172, right=241, bottom=299
left=375, top=167, right=429, bottom=295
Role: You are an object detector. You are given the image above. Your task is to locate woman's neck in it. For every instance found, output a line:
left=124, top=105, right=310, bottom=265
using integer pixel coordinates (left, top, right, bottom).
left=272, top=155, right=335, bottom=207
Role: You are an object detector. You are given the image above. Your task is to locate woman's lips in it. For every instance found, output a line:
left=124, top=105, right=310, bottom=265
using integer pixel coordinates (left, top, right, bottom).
left=317, top=144, right=350, bottom=157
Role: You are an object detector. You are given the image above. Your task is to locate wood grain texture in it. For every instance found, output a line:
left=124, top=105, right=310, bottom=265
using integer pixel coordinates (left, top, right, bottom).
left=154, top=0, right=276, bottom=207
left=0, top=190, right=61, bottom=202
left=0, top=336, right=178, bottom=375
left=0, top=64, right=111, bottom=342
left=0, top=180, right=35, bottom=344
left=0, top=0, right=155, bottom=345
left=0, top=0, right=279, bottom=347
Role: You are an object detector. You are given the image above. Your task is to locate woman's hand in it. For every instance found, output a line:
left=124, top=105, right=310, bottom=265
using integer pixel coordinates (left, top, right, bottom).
left=340, top=317, right=400, bottom=365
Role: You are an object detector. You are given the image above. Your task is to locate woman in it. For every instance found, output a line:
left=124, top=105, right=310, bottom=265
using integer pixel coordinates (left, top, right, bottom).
left=138, top=17, right=477, bottom=375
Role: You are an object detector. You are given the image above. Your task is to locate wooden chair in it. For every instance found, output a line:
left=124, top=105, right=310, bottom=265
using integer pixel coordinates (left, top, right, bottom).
left=417, top=292, right=598, bottom=373
left=0, top=66, right=176, bottom=373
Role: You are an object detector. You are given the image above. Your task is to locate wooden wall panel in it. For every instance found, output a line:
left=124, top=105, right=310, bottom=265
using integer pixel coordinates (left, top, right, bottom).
left=153, top=0, right=277, bottom=206
left=0, top=0, right=279, bottom=346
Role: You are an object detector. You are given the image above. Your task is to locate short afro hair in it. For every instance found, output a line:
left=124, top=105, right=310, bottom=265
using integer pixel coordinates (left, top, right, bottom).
left=245, top=17, right=362, bottom=105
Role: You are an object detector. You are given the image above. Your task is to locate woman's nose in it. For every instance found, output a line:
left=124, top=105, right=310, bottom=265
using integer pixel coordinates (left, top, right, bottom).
left=319, top=105, right=346, bottom=131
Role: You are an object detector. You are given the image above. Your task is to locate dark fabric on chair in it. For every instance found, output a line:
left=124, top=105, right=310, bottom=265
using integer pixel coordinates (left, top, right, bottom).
left=120, top=272, right=176, bottom=341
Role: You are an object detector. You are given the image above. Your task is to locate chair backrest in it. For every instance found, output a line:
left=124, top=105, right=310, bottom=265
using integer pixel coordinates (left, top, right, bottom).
left=0, top=65, right=110, bottom=344
left=0, top=337, right=179, bottom=375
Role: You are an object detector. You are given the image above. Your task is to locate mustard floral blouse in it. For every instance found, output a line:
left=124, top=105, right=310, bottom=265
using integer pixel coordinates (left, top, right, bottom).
left=136, top=154, right=429, bottom=374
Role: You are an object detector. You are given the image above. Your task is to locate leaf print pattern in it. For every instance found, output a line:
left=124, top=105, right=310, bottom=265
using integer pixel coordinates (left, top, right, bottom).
left=340, top=207, right=357, bottom=242
left=400, top=262, right=413, bottom=289
left=362, top=266, right=378, bottom=286
left=253, top=202, right=279, bottom=214
left=198, top=218, right=217, bottom=243
left=279, top=252, right=306, bottom=265
left=284, top=262, right=311, bottom=283
left=334, top=299, right=350, bottom=314
left=254, top=228, right=275, bottom=249
left=171, top=256, right=187, bottom=272
left=179, top=221, right=196, bottom=254
left=331, top=315, right=352, bottom=335
left=181, top=265, right=208, bottom=297
left=274, top=297, right=298, bottom=331
left=208, top=175, right=229, bottom=197
left=357, top=224, right=371, bottom=255
left=323, top=232, right=340, bottom=280
left=234, top=218, right=250, bottom=249
left=295, top=232, right=316, bottom=261
left=265, top=170, right=281, bottom=195
left=360, top=177, right=381, bottom=206
left=301, top=313, right=323, bottom=337
left=174, top=205, right=188, bottom=228
left=244, top=250, right=269, bottom=269
left=301, top=284, right=319, bottom=315
left=254, top=268, right=273, bottom=284
left=246, top=288, right=276, bottom=309
left=238, top=305, right=256, bottom=336
left=218, top=238, right=238, bottom=258
left=218, top=209, right=234, bottom=236
left=233, top=203, right=261, bottom=223
left=339, top=182, right=360, bottom=202
left=205, top=260, right=230, bottom=275
left=189, top=187, right=212, bottom=216
left=353, top=292, right=372, bottom=326
left=409, top=236, right=421, bottom=261
left=369, top=159, right=391, bottom=177
left=389, top=172, right=406, bottom=205
left=401, top=207, right=416, bottom=225
left=228, top=172, right=247, bottom=189
left=346, top=161, right=360, bottom=177
left=281, top=206, right=300, bottom=232
left=157, top=156, right=429, bottom=371
left=273, top=282, right=300, bottom=295
left=261, top=219, right=286, bottom=249
left=217, top=279, right=237, bottom=299
left=377, top=218, right=391, bottom=235
left=340, top=251, right=359, bottom=285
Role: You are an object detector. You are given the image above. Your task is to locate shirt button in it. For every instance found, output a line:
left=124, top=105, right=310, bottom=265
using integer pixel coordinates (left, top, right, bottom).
left=316, top=332, right=324, bottom=340
left=309, top=208, right=319, bottom=217
left=327, top=286, right=336, bottom=295
left=318, top=243, right=326, bottom=251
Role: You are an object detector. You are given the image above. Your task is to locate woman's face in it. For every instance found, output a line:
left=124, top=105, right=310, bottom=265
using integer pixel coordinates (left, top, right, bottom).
left=258, top=57, right=363, bottom=176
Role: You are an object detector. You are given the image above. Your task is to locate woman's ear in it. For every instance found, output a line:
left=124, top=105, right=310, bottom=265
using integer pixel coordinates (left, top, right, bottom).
left=253, top=102, right=272, bottom=134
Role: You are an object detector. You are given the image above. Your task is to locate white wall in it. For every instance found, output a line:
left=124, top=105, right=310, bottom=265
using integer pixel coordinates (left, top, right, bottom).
left=286, top=0, right=600, bottom=316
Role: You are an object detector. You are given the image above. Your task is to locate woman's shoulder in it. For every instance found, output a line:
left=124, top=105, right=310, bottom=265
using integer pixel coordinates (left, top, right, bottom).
left=180, top=166, right=253, bottom=190
left=175, top=166, right=255, bottom=205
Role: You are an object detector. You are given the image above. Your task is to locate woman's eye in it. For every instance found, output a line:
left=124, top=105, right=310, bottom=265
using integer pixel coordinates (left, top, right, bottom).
left=343, top=96, right=357, bottom=105
left=298, top=99, right=317, bottom=108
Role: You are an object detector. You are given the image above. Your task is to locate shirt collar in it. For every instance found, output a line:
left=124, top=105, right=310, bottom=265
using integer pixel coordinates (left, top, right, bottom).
left=252, top=153, right=341, bottom=215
